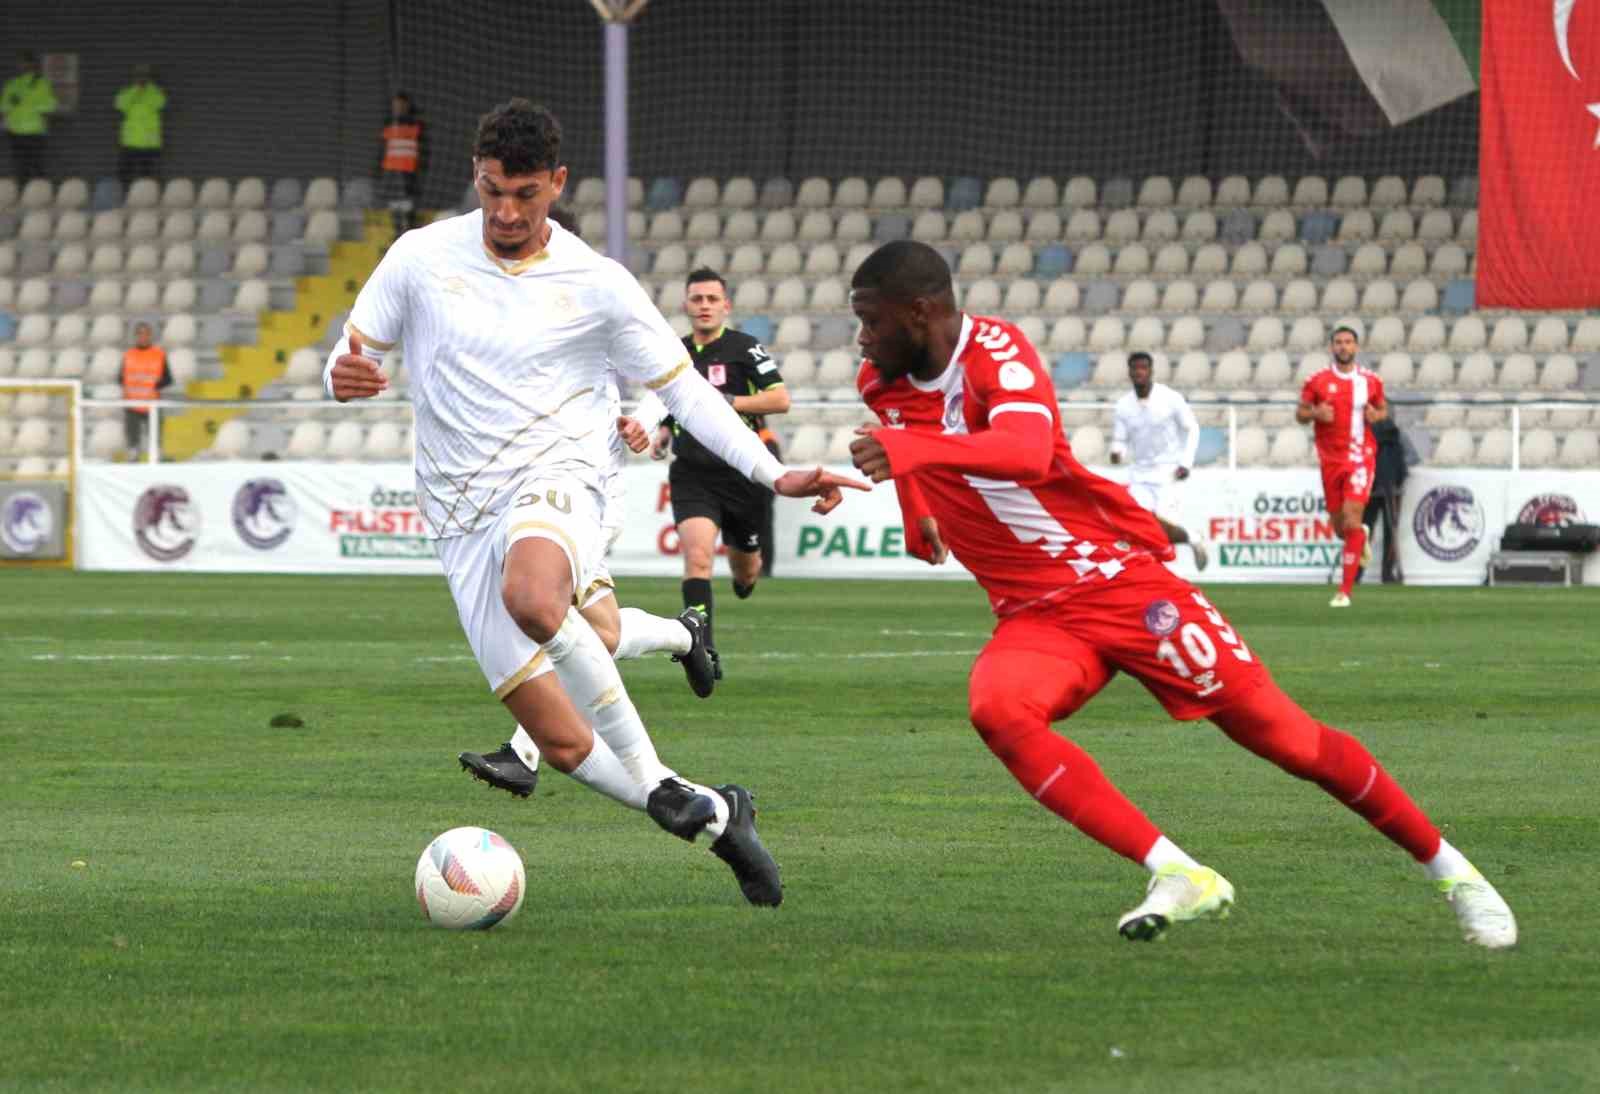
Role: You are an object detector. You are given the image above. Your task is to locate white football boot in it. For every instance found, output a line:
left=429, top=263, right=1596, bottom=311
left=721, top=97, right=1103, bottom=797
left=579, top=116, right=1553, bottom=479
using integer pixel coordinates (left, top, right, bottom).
left=1118, top=864, right=1235, bottom=941
left=1438, top=869, right=1518, bottom=949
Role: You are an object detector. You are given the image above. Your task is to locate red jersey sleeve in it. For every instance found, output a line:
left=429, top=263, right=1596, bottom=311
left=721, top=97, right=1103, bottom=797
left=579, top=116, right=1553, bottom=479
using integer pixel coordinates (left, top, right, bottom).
left=963, top=318, right=1059, bottom=429
left=1369, top=373, right=1386, bottom=409
left=1299, top=373, right=1321, bottom=407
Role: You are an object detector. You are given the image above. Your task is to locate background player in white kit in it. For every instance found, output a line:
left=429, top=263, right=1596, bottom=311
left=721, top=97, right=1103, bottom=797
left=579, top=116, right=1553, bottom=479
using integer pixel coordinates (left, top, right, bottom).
left=1109, top=351, right=1209, bottom=571
left=325, top=99, right=864, bottom=906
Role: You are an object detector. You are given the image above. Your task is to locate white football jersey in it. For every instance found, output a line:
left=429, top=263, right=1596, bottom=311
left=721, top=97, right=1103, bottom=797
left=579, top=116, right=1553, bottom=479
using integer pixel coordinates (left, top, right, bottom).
left=344, top=213, right=689, bottom=539
left=1111, top=382, right=1200, bottom=476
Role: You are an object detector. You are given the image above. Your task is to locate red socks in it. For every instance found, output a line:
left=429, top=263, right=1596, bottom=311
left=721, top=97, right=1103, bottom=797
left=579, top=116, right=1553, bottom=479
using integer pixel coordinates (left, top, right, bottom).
left=970, top=689, right=1162, bottom=864
left=1212, top=683, right=1441, bottom=861
left=1339, top=526, right=1366, bottom=596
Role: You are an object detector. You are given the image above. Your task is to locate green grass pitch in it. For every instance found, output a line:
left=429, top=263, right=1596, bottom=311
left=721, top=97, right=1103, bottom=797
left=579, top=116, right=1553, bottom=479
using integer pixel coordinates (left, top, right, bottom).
left=2, top=571, right=1597, bottom=1093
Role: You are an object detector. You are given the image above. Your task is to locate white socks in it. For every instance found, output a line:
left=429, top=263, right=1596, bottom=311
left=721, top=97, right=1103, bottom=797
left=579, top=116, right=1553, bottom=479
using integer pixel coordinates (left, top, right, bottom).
left=1142, top=836, right=1202, bottom=874
left=508, top=726, right=541, bottom=771
left=1423, top=838, right=1476, bottom=882
left=543, top=608, right=673, bottom=786
left=569, top=736, right=650, bottom=810
left=613, top=607, right=693, bottom=661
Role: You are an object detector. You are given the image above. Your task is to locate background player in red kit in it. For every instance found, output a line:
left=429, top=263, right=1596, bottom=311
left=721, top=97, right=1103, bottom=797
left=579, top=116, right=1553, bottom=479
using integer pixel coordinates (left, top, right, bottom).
left=847, top=241, right=1514, bottom=948
left=1298, top=326, right=1387, bottom=608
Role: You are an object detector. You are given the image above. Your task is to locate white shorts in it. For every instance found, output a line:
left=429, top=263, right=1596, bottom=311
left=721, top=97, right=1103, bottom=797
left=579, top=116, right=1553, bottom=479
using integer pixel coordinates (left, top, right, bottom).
left=434, top=473, right=615, bottom=698
left=583, top=463, right=629, bottom=610
left=1127, top=476, right=1184, bottom=525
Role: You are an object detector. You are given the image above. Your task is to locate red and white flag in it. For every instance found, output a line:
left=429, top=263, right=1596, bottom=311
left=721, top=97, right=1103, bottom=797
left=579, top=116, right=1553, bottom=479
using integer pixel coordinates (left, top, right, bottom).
left=1479, top=1, right=1600, bottom=308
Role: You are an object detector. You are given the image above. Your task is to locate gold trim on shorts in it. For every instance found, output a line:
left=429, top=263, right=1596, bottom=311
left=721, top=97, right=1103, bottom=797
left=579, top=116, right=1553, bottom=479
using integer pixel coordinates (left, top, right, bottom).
left=577, top=575, right=616, bottom=607
left=493, top=649, right=548, bottom=699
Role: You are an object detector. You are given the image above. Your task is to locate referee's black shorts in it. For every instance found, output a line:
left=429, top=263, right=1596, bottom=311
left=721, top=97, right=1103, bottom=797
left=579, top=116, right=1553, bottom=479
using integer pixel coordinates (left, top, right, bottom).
left=669, top=465, right=766, bottom=554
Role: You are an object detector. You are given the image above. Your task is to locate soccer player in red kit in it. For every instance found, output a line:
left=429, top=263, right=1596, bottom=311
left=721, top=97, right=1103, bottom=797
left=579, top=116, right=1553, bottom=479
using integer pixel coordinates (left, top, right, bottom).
left=848, top=241, right=1514, bottom=947
left=1298, top=325, right=1386, bottom=607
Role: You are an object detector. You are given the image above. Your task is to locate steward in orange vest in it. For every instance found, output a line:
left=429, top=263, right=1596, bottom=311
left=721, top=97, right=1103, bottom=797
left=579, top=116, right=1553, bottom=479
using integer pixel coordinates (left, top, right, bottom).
left=120, top=321, right=173, bottom=458
left=378, top=91, right=426, bottom=237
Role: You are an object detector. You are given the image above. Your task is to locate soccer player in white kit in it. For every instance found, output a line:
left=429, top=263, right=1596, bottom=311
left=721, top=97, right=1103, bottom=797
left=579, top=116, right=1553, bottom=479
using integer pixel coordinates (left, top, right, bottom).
left=1109, top=351, right=1209, bottom=571
left=455, top=371, right=724, bottom=799
left=325, top=99, right=865, bottom=906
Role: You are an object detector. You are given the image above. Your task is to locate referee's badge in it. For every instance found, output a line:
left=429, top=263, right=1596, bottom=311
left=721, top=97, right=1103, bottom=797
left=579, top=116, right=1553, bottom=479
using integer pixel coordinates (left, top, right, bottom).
left=707, top=364, right=727, bottom=386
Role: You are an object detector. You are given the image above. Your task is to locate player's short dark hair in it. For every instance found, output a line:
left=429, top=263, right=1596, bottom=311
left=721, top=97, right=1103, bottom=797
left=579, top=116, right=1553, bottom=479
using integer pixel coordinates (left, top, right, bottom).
left=851, top=240, right=953, bottom=302
left=1127, top=351, right=1153, bottom=368
left=685, top=267, right=727, bottom=291
left=1331, top=325, right=1360, bottom=342
left=473, top=98, right=562, bottom=174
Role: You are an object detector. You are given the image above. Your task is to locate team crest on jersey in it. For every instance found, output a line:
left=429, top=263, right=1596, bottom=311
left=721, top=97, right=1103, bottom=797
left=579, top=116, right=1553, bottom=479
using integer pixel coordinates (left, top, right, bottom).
left=942, top=394, right=965, bottom=432
left=707, top=364, right=727, bottom=386
left=885, top=407, right=903, bottom=427
left=1143, top=599, right=1180, bottom=637
left=998, top=361, right=1034, bottom=391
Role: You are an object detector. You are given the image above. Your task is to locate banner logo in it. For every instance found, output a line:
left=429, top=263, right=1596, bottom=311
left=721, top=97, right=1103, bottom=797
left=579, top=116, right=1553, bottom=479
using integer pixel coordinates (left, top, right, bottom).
left=1517, top=493, right=1583, bottom=527
left=1413, top=485, right=1485, bottom=562
left=1, top=491, right=52, bottom=554
left=134, top=485, right=202, bottom=562
left=231, top=478, right=297, bottom=550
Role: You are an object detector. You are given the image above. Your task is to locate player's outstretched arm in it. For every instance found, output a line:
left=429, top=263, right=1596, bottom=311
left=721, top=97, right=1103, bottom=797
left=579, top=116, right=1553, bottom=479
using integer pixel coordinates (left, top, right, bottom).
left=773, top=467, right=872, bottom=515
left=850, top=411, right=1054, bottom=483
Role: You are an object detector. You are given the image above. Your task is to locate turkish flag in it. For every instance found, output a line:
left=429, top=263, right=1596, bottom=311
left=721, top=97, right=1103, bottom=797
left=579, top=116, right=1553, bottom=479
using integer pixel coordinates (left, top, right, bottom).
left=1479, top=2, right=1600, bottom=308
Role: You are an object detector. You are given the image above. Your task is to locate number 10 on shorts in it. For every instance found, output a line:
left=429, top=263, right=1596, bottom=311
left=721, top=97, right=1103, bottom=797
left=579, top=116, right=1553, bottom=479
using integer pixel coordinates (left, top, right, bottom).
left=1154, top=592, right=1253, bottom=698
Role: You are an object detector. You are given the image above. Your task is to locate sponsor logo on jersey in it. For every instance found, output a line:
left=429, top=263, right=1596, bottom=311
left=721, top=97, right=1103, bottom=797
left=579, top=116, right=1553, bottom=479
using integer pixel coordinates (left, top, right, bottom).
left=231, top=477, right=296, bottom=550
left=1, top=490, right=51, bottom=554
left=1517, top=493, right=1583, bottom=527
left=998, top=361, right=1035, bottom=391
left=1143, top=599, right=1180, bottom=637
left=1413, top=485, right=1485, bottom=562
left=133, top=485, right=202, bottom=562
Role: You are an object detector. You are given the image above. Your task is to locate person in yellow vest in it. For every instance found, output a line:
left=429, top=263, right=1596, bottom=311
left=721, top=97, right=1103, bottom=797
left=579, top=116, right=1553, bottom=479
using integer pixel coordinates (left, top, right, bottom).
left=377, top=91, right=426, bottom=238
left=2, top=52, right=57, bottom=182
left=114, top=64, right=167, bottom=185
left=120, top=322, right=173, bottom=461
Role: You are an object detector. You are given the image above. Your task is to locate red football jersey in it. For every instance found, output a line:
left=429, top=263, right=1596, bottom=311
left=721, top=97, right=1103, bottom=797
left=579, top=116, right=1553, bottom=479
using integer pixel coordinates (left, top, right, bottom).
left=1300, top=365, right=1385, bottom=467
left=859, top=314, right=1173, bottom=616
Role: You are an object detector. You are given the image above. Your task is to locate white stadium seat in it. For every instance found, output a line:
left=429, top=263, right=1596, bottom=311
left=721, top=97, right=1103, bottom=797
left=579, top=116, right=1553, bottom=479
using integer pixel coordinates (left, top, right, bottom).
left=209, top=419, right=253, bottom=459
left=984, top=177, right=1020, bottom=208
left=1021, top=177, right=1058, bottom=208
left=1063, top=176, right=1097, bottom=208
left=326, top=420, right=366, bottom=460
left=833, top=177, right=869, bottom=209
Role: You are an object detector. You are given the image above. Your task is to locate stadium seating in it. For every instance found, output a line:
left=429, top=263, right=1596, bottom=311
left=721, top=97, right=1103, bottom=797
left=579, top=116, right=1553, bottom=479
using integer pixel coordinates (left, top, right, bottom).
left=4, top=172, right=1594, bottom=471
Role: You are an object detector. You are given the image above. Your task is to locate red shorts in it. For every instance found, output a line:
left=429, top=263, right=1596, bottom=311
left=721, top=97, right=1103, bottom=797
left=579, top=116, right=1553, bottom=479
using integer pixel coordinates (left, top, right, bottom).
left=982, top=562, right=1271, bottom=721
left=1321, top=458, right=1375, bottom=512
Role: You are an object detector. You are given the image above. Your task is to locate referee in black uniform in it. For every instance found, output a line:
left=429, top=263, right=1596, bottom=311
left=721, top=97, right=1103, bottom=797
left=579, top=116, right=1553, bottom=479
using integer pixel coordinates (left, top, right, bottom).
left=652, top=267, right=789, bottom=676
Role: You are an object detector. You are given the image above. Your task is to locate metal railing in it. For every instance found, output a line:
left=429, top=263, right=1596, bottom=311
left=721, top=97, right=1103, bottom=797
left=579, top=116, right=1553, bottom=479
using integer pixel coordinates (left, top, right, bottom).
left=34, top=395, right=1600, bottom=472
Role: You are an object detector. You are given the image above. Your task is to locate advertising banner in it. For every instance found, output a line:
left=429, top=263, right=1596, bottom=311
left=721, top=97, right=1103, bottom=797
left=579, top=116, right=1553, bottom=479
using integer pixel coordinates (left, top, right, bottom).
left=78, top=462, right=438, bottom=573
left=1, top=480, right=68, bottom=560
left=77, top=462, right=1600, bottom=585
